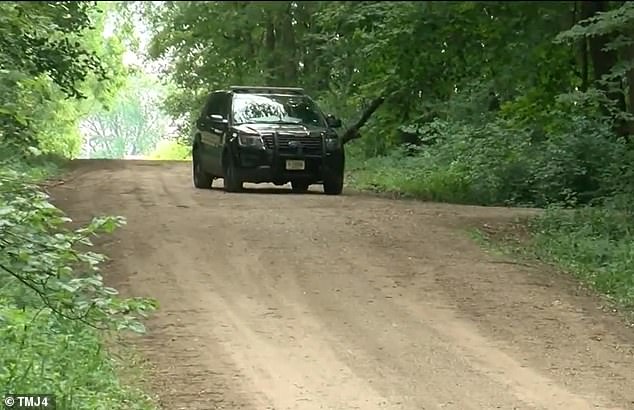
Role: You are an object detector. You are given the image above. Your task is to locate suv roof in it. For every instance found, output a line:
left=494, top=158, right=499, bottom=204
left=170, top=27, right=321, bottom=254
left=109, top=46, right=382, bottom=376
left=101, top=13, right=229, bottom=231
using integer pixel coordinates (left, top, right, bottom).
left=229, top=86, right=305, bottom=96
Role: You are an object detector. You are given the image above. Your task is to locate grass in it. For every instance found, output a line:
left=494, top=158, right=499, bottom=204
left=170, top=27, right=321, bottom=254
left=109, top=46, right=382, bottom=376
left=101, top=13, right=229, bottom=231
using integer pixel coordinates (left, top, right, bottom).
left=528, top=206, right=634, bottom=309
left=344, top=149, right=516, bottom=206
left=345, top=153, right=473, bottom=203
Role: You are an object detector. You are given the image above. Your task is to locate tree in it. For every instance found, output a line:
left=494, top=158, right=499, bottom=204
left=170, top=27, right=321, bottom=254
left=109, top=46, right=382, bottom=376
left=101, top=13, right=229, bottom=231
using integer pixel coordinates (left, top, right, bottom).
left=557, top=1, right=634, bottom=135
left=0, top=2, right=157, bottom=405
left=143, top=1, right=582, bottom=150
left=0, top=1, right=127, bottom=157
left=80, top=74, right=172, bottom=158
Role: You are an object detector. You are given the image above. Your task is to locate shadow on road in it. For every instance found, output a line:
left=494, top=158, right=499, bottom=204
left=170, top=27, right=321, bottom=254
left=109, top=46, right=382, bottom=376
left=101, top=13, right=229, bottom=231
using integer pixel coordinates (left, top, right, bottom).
left=209, top=183, right=322, bottom=195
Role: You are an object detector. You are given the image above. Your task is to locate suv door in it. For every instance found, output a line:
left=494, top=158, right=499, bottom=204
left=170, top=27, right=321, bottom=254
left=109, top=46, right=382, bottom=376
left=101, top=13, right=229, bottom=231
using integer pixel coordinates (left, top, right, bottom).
left=211, top=93, right=231, bottom=175
left=198, top=92, right=228, bottom=176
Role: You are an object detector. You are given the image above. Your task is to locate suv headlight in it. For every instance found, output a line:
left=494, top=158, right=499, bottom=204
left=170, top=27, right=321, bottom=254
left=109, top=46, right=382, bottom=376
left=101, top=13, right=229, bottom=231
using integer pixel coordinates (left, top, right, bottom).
left=234, top=132, right=264, bottom=149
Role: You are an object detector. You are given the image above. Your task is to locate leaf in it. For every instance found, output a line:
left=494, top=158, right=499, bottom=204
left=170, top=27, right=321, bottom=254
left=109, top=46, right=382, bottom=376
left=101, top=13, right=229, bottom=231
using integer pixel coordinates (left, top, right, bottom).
left=102, top=287, right=119, bottom=296
left=0, top=205, right=15, bottom=216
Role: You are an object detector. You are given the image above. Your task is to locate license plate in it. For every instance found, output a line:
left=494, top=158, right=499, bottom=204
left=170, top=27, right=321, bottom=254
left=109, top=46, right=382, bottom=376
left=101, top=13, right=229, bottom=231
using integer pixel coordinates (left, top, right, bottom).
left=285, top=160, right=305, bottom=170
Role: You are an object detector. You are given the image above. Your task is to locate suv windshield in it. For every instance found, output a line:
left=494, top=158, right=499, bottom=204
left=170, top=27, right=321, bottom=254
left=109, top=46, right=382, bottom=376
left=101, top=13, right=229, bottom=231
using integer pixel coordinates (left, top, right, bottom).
left=232, top=93, right=326, bottom=127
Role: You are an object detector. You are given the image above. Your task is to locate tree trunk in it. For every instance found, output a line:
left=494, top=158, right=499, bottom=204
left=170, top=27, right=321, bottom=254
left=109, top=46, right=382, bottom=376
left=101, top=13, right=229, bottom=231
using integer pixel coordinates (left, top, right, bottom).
left=581, top=1, right=626, bottom=111
left=264, top=10, right=278, bottom=85
left=278, top=3, right=298, bottom=85
left=574, top=1, right=590, bottom=91
left=624, top=32, right=634, bottom=136
left=580, top=38, right=589, bottom=92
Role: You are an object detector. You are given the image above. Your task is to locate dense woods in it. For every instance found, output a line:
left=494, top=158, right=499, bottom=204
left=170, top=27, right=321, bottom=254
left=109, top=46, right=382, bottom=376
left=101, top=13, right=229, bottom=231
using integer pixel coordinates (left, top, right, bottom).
left=1, top=1, right=633, bottom=408
left=145, top=1, right=634, bottom=205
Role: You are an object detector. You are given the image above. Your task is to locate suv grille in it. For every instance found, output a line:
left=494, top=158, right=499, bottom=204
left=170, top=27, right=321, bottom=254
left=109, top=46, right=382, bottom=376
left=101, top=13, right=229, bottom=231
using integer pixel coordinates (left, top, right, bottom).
left=262, top=133, right=323, bottom=155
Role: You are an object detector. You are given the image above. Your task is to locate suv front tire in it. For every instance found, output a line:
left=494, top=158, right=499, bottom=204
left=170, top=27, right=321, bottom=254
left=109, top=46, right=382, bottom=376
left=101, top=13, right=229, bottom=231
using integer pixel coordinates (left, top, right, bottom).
left=323, top=173, right=344, bottom=195
left=223, top=153, right=243, bottom=192
left=192, top=150, right=214, bottom=189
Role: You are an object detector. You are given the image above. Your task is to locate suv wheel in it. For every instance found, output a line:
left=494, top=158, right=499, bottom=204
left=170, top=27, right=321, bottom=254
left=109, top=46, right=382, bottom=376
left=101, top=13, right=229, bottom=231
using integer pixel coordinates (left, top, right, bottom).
left=193, top=152, right=214, bottom=189
left=291, top=181, right=310, bottom=193
left=323, top=173, right=344, bottom=195
left=223, top=154, right=243, bottom=192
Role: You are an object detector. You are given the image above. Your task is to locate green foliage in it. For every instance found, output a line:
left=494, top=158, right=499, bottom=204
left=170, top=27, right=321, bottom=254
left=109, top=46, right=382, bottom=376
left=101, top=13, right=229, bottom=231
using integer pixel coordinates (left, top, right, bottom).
left=0, top=174, right=156, bottom=330
left=347, top=106, right=626, bottom=208
left=1, top=2, right=158, bottom=406
left=143, top=1, right=583, bottom=149
left=80, top=74, right=172, bottom=159
left=529, top=206, right=634, bottom=309
left=0, top=1, right=129, bottom=158
left=0, top=148, right=157, bottom=408
left=556, top=2, right=634, bottom=84
left=148, top=139, right=191, bottom=160
left=0, top=2, right=107, bottom=99
left=0, top=307, right=155, bottom=409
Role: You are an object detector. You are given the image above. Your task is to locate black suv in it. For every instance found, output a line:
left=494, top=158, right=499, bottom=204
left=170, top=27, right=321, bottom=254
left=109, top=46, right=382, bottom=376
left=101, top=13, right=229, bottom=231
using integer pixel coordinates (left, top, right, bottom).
left=191, top=86, right=345, bottom=194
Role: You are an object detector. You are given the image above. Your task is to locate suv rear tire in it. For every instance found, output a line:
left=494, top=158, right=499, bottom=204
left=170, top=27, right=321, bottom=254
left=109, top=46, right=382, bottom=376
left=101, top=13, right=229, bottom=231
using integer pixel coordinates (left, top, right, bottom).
left=193, top=152, right=214, bottom=189
left=291, top=181, right=310, bottom=193
left=323, top=173, right=344, bottom=195
left=223, top=154, right=243, bottom=192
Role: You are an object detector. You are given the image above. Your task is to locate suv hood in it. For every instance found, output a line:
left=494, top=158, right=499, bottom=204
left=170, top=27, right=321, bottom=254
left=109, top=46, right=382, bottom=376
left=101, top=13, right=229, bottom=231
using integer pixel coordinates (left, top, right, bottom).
left=234, top=123, right=326, bottom=137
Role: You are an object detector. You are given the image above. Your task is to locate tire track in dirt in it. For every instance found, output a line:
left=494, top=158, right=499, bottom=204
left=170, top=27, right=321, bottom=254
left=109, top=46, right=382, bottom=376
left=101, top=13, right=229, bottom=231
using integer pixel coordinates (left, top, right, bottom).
left=51, top=160, right=634, bottom=410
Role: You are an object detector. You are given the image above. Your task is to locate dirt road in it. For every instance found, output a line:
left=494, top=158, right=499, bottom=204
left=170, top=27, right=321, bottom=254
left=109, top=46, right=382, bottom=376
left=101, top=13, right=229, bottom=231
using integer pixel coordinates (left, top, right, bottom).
left=51, top=160, right=634, bottom=410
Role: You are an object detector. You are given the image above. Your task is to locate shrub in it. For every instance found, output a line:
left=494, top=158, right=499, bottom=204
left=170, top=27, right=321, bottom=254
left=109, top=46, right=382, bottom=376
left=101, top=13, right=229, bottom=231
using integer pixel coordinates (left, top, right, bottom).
left=529, top=205, right=634, bottom=308
left=147, top=139, right=190, bottom=160
left=347, top=111, right=629, bottom=208
left=0, top=149, right=157, bottom=408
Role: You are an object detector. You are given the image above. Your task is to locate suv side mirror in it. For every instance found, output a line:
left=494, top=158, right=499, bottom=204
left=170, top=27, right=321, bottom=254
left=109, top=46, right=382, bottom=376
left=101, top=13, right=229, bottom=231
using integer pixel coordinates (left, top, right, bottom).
left=326, top=114, right=342, bottom=128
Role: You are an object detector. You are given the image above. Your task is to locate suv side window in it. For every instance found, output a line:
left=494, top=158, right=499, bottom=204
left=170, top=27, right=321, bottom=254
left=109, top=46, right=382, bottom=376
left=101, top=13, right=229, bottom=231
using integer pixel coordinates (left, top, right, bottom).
left=217, top=93, right=230, bottom=119
left=203, top=92, right=229, bottom=118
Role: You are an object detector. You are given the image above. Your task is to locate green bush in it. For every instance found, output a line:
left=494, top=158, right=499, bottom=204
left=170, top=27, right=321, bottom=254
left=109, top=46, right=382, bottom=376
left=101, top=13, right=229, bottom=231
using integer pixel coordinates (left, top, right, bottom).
left=0, top=149, right=157, bottom=409
left=529, top=205, right=634, bottom=308
left=147, top=139, right=190, bottom=160
left=346, top=112, right=627, bottom=208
